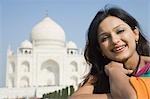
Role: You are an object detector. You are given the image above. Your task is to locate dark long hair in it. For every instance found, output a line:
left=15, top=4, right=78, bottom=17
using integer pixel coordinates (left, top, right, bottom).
left=84, top=6, right=150, bottom=93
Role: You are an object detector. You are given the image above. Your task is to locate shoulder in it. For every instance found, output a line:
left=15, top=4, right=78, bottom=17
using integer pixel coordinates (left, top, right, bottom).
left=141, top=56, right=150, bottom=63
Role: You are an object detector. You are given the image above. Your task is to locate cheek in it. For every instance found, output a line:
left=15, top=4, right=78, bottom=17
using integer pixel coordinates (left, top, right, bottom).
left=129, top=40, right=136, bottom=50
left=123, top=33, right=136, bottom=46
left=123, top=30, right=137, bottom=40
left=99, top=42, right=110, bottom=54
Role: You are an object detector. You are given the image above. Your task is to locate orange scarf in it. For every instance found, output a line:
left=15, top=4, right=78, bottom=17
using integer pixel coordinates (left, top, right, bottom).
left=130, top=77, right=150, bottom=99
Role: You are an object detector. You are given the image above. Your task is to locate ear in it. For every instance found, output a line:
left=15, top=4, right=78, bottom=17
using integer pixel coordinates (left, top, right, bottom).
left=133, top=27, right=140, bottom=41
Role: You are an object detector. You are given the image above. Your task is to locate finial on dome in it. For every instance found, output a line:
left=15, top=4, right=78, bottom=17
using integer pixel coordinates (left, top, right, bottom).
left=45, top=10, right=49, bottom=17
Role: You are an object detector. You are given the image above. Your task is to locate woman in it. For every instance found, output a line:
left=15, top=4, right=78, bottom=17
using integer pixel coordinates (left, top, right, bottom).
left=70, top=6, right=150, bottom=99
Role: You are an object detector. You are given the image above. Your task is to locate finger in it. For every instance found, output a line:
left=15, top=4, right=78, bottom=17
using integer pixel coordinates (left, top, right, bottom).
left=124, top=69, right=133, bottom=74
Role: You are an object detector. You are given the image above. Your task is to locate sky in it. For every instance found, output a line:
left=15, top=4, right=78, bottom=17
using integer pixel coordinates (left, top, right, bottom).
left=0, top=0, right=150, bottom=87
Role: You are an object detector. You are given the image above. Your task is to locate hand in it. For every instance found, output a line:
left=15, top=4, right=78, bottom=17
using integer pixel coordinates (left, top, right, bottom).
left=105, top=61, right=133, bottom=76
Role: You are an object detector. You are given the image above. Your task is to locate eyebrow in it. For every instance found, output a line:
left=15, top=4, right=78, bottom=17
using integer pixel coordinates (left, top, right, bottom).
left=113, top=24, right=124, bottom=30
left=98, top=24, right=125, bottom=37
left=98, top=33, right=108, bottom=38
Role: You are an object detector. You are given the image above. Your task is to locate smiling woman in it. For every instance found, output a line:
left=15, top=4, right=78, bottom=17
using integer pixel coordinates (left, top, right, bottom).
left=97, top=16, right=139, bottom=63
left=70, top=5, right=150, bottom=99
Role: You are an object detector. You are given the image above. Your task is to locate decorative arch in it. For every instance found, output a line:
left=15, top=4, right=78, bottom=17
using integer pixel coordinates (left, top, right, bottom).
left=70, top=76, right=78, bottom=85
left=9, top=62, right=15, bottom=73
left=21, top=61, right=30, bottom=72
left=40, top=59, right=59, bottom=86
left=70, top=61, right=78, bottom=72
left=20, top=76, right=29, bottom=87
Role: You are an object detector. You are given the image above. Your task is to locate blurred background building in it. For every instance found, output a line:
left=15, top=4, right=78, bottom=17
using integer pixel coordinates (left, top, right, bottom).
left=0, top=16, right=88, bottom=98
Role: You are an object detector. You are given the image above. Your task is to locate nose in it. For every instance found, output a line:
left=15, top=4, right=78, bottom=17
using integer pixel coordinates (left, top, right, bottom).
left=111, top=34, right=120, bottom=44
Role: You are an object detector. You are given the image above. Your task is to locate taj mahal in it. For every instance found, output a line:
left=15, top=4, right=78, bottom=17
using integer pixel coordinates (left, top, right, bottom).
left=0, top=16, right=88, bottom=98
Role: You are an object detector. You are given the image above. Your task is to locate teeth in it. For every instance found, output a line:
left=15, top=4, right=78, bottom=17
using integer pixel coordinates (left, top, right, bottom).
left=113, top=45, right=126, bottom=52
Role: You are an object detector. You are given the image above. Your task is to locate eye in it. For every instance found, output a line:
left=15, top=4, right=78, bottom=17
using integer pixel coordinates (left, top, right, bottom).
left=116, top=29, right=125, bottom=34
left=99, top=35, right=110, bottom=42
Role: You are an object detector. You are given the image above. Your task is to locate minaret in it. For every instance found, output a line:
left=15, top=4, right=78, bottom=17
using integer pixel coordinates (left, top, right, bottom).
left=7, top=45, right=13, bottom=56
left=6, top=45, right=15, bottom=87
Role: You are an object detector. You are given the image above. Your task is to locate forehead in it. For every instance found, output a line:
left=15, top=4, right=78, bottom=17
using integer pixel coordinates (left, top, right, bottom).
left=98, top=16, right=129, bottom=32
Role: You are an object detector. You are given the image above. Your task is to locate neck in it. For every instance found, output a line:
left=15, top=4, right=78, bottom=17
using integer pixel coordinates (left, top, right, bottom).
left=123, top=52, right=140, bottom=70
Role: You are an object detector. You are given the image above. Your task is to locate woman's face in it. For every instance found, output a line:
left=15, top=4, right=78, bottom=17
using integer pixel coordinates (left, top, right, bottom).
left=97, top=16, right=139, bottom=62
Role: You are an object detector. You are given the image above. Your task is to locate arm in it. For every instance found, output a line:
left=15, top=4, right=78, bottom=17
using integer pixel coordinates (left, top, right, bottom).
left=105, top=62, right=137, bottom=99
left=70, top=60, right=140, bottom=99
left=69, top=76, right=112, bottom=99
left=70, top=86, right=111, bottom=99
left=70, top=94, right=111, bottom=99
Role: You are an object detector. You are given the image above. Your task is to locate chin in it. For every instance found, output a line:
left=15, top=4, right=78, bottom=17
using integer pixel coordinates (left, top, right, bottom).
left=113, top=55, right=129, bottom=62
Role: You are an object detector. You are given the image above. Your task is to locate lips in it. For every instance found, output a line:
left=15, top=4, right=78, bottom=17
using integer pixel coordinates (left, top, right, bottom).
left=112, top=44, right=127, bottom=53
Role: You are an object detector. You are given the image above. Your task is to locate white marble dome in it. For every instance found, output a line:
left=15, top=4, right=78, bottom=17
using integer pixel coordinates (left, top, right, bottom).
left=20, top=40, right=32, bottom=48
left=31, top=17, right=65, bottom=43
left=67, top=41, right=77, bottom=49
